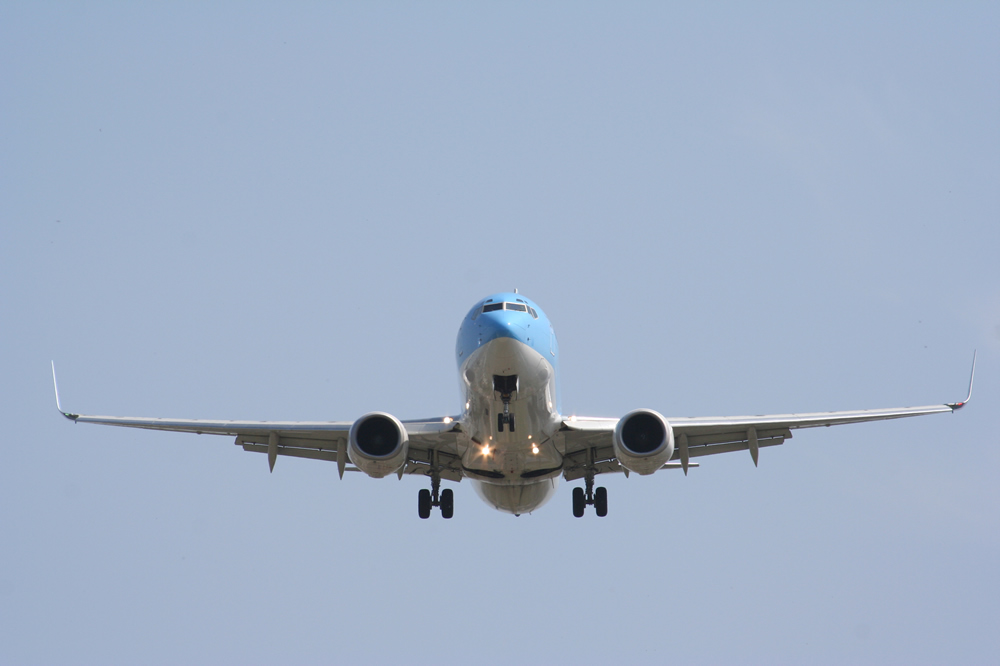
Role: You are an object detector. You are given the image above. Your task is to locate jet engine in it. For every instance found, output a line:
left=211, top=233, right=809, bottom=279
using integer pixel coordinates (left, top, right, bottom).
left=348, top=412, right=409, bottom=478
left=613, top=409, right=675, bottom=476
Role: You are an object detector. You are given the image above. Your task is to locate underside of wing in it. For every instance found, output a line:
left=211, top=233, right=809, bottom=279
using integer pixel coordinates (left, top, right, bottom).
left=558, top=353, right=975, bottom=475
left=672, top=403, right=958, bottom=457
left=560, top=400, right=967, bottom=479
left=53, top=365, right=463, bottom=477
left=61, top=409, right=464, bottom=476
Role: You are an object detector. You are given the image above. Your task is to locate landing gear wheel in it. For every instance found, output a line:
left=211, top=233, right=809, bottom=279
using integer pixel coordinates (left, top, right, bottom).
left=508, top=414, right=515, bottom=432
left=497, top=413, right=504, bottom=432
left=594, top=486, right=608, bottom=517
left=572, top=487, right=585, bottom=517
left=440, top=488, right=454, bottom=519
left=418, top=488, right=431, bottom=519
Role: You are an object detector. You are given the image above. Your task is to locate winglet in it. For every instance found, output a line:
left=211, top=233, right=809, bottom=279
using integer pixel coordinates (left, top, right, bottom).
left=50, top=361, right=79, bottom=420
left=947, top=350, right=976, bottom=410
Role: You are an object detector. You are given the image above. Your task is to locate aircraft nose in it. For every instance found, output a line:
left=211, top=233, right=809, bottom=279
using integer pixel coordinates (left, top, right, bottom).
left=478, top=310, right=530, bottom=344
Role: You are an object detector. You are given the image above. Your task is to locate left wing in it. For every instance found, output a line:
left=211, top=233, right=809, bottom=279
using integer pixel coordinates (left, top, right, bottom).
left=560, top=355, right=975, bottom=480
left=52, top=363, right=464, bottom=480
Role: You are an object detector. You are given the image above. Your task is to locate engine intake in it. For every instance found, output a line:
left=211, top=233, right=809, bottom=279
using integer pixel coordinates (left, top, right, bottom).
left=613, top=409, right=674, bottom=475
left=348, top=412, right=409, bottom=478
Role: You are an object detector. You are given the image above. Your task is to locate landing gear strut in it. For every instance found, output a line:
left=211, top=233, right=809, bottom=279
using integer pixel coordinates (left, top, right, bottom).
left=418, top=453, right=453, bottom=519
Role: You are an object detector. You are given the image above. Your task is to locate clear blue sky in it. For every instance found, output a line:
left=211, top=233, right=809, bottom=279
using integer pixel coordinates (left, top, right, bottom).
left=2, top=3, right=998, bottom=664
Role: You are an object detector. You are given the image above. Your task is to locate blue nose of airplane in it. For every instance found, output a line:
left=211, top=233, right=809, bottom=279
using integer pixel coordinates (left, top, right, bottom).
left=456, top=294, right=554, bottom=367
left=477, top=308, right=532, bottom=345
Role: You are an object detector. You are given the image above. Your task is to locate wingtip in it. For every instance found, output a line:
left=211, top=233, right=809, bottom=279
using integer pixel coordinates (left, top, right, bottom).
left=50, top=361, right=78, bottom=420
left=947, top=350, right=976, bottom=410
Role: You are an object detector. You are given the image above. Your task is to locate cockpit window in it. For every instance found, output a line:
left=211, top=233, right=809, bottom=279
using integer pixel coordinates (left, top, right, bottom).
left=477, top=301, right=540, bottom=318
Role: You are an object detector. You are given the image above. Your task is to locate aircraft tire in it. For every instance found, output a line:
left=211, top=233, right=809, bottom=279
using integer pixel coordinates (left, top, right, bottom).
left=572, top=487, right=585, bottom=517
left=418, top=488, right=432, bottom=519
left=440, top=488, right=454, bottom=519
left=595, top=486, right=608, bottom=517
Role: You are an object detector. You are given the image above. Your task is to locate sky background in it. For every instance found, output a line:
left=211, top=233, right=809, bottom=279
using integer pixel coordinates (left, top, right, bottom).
left=2, top=3, right=998, bottom=664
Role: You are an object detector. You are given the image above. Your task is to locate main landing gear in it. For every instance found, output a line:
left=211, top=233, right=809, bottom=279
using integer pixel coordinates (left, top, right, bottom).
left=418, top=471, right=453, bottom=519
left=572, top=473, right=607, bottom=518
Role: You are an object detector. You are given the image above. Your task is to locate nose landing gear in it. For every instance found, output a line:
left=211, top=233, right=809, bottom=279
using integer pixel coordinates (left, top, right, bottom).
left=493, top=374, right=517, bottom=433
left=497, top=411, right=515, bottom=433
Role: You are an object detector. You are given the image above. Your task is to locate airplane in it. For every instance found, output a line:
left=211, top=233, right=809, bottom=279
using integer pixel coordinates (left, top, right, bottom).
left=52, top=292, right=975, bottom=518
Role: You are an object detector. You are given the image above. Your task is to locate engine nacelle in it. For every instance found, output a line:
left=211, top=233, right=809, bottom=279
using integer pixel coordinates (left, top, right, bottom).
left=613, top=409, right=675, bottom=476
left=348, top=412, right=409, bottom=479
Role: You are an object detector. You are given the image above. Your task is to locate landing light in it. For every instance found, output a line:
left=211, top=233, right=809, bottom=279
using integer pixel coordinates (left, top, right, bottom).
left=532, top=445, right=539, bottom=455
left=482, top=444, right=490, bottom=455
left=443, top=417, right=453, bottom=424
